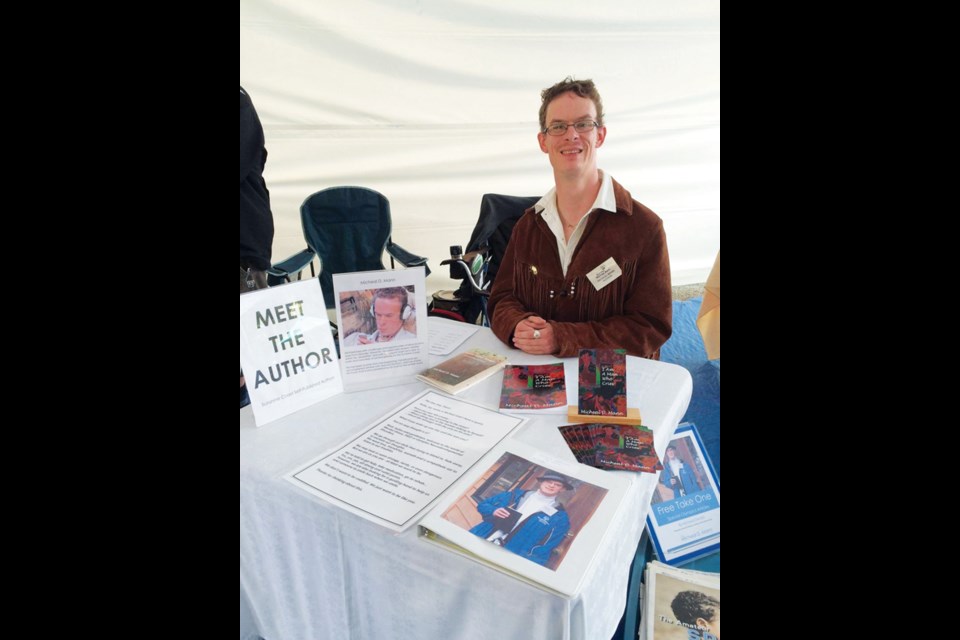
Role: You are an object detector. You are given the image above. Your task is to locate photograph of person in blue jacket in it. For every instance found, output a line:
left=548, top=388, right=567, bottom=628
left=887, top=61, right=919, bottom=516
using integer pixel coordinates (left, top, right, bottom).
left=660, top=443, right=700, bottom=498
left=469, top=472, right=573, bottom=568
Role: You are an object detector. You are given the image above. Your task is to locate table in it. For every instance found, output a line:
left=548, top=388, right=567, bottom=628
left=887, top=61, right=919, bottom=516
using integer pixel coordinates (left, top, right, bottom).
left=240, top=320, right=691, bottom=640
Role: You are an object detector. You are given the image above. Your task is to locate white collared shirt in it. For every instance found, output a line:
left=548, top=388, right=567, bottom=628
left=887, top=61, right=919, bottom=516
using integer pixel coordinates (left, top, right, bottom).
left=535, top=170, right=617, bottom=276
left=512, top=490, right=558, bottom=530
left=668, top=458, right=683, bottom=477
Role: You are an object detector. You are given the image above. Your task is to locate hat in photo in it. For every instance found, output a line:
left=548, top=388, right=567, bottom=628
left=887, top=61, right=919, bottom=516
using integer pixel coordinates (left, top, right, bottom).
left=537, top=473, right=574, bottom=490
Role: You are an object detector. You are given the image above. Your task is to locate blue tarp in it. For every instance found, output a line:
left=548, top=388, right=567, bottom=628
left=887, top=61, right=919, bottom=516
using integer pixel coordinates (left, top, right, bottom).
left=660, top=297, right=720, bottom=478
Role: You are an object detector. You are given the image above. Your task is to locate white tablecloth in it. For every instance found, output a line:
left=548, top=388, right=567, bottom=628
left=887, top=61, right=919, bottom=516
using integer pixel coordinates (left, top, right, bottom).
left=240, top=320, right=691, bottom=640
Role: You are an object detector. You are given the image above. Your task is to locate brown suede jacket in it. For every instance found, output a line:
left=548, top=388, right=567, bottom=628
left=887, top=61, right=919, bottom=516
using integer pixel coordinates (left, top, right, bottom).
left=488, top=179, right=672, bottom=358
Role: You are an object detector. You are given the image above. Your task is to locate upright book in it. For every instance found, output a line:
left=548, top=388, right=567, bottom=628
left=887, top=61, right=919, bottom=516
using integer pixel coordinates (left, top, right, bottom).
left=498, top=363, right=567, bottom=412
left=417, top=348, right=508, bottom=395
left=577, top=348, right=627, bottom=416
left=418, top=440, right=630, bottom=597
left=647, top=422, right=720, bottom=566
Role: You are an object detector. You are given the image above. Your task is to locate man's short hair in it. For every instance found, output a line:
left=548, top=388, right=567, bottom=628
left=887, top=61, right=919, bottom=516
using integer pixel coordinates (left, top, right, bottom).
left=670, top=590, right=719, bottom=627
left=372, top=286, right=409, bottom=309
left=539, top=77, right=605, bottom=131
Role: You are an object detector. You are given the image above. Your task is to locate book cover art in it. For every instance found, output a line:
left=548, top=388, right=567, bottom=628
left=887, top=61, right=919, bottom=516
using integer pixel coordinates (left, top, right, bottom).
left=593, top=425, right=663, bottom=473
left=647, top=563, right=720, bottom=640
left=576, top=349, right=627, bottom=416
left=499, top=363, right=567, bottom=411
left=417, top=348, right=507, bottom=394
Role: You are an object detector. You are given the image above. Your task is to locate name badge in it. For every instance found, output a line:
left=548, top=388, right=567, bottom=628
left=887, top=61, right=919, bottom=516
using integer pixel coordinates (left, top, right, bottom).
left=586, top=257, right=622, bottom=291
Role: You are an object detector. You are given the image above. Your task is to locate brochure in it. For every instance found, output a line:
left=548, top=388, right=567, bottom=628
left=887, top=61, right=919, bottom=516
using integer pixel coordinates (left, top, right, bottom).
left=647, top=423, right=720, bottom=566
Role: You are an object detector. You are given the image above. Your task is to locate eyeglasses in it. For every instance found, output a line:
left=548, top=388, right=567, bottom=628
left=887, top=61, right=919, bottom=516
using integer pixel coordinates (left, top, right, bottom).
left=542, top=120, right=599, bottom=136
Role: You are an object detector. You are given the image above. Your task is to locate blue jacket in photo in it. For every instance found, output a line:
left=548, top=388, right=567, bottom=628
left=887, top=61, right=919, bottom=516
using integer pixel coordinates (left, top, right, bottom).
left=470, top=489, right=570, bottom=566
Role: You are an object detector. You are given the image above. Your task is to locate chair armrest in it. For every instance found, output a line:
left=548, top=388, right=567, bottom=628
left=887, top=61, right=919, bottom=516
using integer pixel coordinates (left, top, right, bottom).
left=266, top=248, right=318, bottom=285
left=386, top=241, right=431, bottom=277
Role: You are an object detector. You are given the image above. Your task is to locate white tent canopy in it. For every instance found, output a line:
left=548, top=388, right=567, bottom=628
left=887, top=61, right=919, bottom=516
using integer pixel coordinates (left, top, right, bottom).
left=240, top=0, right=719, bottom=292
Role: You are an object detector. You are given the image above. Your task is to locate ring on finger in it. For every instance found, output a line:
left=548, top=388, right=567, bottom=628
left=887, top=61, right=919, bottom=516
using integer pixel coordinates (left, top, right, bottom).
left=533, top=329, right=541, bottom=339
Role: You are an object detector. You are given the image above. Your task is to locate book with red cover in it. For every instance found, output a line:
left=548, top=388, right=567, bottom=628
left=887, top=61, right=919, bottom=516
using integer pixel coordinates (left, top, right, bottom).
left=499, top=363, right=567, bottom=412
left=576, top=348, right=627, bottom=416
left=592, top=424, right=663, bottom=473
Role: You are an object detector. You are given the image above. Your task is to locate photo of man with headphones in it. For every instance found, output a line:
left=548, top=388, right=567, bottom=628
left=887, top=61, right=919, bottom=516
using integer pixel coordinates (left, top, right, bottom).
left=343, top=286, right=417, bottom=346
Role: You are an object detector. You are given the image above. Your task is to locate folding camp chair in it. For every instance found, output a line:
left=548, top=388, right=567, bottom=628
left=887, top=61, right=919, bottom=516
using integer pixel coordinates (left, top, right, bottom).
left=432, top=193, right=538, bottom=326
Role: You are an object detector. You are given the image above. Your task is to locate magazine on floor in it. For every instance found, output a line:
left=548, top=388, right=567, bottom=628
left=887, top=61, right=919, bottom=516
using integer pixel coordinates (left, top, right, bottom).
left=641, top=561, right=720, bottom=640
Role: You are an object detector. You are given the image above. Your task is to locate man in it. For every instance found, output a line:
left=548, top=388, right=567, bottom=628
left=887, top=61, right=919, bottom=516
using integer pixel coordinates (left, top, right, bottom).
left=343, top=287, right=417, bottom=345
left=240, top=86, right=274, bottom=292
left=469, top=472, right=572, bottom=566
left=488, top=77, right=672, bottom=358
left=670, top=590, right=720, bottom=639
left=240, top=85, right=274, bottom=408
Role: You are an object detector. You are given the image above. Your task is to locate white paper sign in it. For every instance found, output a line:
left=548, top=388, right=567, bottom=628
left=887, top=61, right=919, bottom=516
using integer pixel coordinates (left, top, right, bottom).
left=333, top=267, right=430, bottom=391
left=239, top=280, right=343, bottom=426
left=286, top=390, right=524, bottom=531
left=427, top=316, right=479, bottom=356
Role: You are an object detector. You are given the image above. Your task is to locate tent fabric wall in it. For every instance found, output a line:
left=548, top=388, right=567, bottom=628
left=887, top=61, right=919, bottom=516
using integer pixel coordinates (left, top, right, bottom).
left=240, top=0, right=719, bottom=293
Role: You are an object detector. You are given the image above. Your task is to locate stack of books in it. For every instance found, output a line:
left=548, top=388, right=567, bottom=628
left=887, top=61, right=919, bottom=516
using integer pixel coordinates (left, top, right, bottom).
left=558, top=423, right=663, bottom=473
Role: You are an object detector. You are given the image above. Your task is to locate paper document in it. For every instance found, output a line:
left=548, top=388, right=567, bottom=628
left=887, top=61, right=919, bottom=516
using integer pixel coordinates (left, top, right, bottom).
left=286, top=390, right=523, bottom=531
left=428, top=317, right=479, bottom=355
left=334, top=268, right=429, bottom=391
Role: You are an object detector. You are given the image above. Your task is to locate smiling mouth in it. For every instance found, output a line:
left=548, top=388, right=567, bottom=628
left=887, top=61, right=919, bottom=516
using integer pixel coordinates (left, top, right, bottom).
left=560, top=149, right=582, bottom=155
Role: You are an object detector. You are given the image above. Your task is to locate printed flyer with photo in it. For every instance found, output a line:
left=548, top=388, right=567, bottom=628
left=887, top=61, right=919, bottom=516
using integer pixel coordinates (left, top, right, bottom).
left=647, top=423, right=720, bottom=565
left=333, top=267, right=429, bottom=391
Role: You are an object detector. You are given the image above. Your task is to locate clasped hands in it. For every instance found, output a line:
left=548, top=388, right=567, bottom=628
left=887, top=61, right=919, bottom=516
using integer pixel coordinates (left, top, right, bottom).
left=512, top=316, right=556, bottom=355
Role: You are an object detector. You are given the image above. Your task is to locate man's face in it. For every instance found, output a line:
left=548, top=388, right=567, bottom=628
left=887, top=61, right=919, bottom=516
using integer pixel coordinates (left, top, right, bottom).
left=538, top=480, right=566, bottom=497
left=373, top=296, right=404, bottom=339
left=537, top=91, right=606, bottom=179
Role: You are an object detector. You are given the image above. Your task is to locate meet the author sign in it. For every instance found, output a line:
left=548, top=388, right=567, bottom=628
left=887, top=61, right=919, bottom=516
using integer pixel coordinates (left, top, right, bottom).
left=240, top=280, right=343, bottom=426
